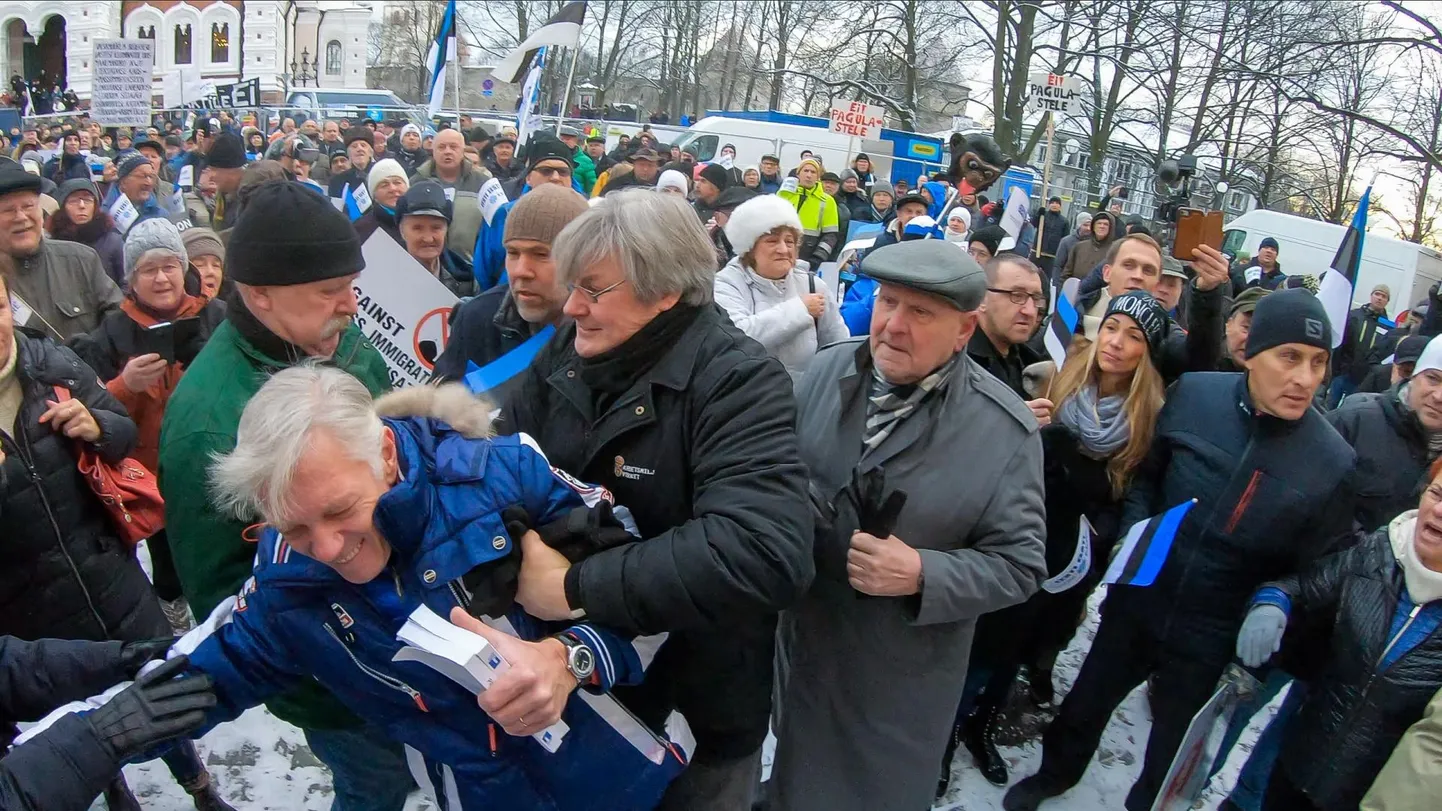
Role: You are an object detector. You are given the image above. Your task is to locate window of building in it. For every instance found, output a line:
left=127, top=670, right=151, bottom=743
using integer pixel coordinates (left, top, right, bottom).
left=137, top=25, right=155, bottom=40
left=211, top=22, right=229, bottom=63
left=1228, top=190, right=1247, bottom=211
left=175, top=24, right=192, bottom=64
left=326, top=40, right=342, bottom=75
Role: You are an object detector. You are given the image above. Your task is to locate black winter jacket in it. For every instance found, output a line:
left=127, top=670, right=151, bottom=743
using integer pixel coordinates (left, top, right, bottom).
left=0, top=636, right=137, bottom=811
left=501, top=306, right=814, bottom=758
left=1109, top=372, right=1356, bottom=663
left=1325, top=387, right=1429, bottom=533
left=1337, top=304, right=1395, bottom=381
left=0, top=330, right=167, bottom=644
left=1269, top=529, right=1442, bottom=811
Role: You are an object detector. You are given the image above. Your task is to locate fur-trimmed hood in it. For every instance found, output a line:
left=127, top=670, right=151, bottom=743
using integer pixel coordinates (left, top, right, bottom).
left=373, top=382, right=495, bottom=440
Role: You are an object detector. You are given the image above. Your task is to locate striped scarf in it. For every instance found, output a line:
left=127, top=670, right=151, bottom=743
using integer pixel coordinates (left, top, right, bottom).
left=863, top=354, right=959, bottom=452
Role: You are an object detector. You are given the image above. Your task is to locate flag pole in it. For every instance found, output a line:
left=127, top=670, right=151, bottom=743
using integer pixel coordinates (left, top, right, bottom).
left=452, top=43, right=460, bottom=117
left=555, top=45, right=580, bottom=135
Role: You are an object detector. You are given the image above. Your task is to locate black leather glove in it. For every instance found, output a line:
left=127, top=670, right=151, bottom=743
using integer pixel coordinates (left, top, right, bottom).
left=83, top=655, right=215, bottom=762
left=846, top=467, right=908, bottom=539
left=118, top=638, right=177, bottom=678
left=502, top=502, right=634, bottom=562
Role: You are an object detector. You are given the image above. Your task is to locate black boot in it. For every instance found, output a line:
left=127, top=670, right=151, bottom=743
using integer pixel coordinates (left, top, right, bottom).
left=1027, top=667, right=1054, bottom=707
left=963, top=704, right=1009, bottom=786
left=936, top=720, right=962, bottom=799
left=1002, top=773, right=1066, bottom=811
left=184, top=772, right=238, bottom=811
left=105, top=775, right=143, bottom=811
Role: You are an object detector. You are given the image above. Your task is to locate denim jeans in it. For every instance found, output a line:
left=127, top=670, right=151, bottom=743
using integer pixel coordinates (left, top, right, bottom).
left=304, top=726, right=414, bottom=811
left=1208, top=672, right=1306, bottom=811
left=1328, top=375, right=1357, bottom=408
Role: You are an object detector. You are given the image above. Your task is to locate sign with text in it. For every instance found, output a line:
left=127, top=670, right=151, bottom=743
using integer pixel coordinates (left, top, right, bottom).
left=354, top=232, right=460, bottom=388
left=91, top=40, right=154, bottom=127
left=1026, top=73, right=1083, bottom=115
left=829, top=100, right=885, bottom=139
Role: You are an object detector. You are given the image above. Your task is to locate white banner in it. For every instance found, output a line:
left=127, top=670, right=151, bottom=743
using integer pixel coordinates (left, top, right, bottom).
left=1026, top=73, right=1083, bottom=115
left=109, top=195, right=139, bottom=235
left=1000, top=186, right=1030, bottom=238
left=91, top=40, right=155, bottom=127
left=478, top=178, right=508, bottom=225
left=829, top=100, right=885, bottom=139
left=354, top=233, right=460, bottom=388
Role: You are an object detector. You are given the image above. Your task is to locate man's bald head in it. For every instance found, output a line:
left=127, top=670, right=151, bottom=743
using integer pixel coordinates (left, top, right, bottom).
left=434, top=128, right=465, bottom=175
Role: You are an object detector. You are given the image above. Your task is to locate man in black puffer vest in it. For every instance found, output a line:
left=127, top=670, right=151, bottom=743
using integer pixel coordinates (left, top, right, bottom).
left=1007, top=289, right=1358, bottom=811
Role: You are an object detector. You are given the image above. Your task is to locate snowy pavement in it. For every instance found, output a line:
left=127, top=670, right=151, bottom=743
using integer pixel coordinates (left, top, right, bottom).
left=114, top=558, right=1270, bottom=810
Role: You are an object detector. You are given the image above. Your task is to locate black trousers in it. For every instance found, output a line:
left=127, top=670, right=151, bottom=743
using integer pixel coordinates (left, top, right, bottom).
left=1260, top=764, right=1321, bottom=811
left=1034, top=598, right=1228, bottom=811
left=145, top=528, right=184, bottom=602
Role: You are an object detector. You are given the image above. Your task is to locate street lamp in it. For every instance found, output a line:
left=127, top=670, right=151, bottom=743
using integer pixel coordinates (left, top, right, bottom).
left=291, top=48, right=316, bottom=87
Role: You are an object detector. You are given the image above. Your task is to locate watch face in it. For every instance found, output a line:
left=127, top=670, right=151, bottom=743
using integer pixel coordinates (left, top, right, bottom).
left=571, top=645, right=596, bottom=679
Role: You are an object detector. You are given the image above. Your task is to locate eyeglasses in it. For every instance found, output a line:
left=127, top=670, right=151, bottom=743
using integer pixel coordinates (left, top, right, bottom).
left=986, top=287, right=1046, bottom=307
left=568, top=278, right=629, bottom=303
left=533, top=165, right=572, bottom=179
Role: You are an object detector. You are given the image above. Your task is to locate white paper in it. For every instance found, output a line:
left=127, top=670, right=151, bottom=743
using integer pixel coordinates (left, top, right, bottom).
left=393, top=605, right=568, bottom=752
left=1041, top=516, right=1093, bottom=594
left=109, top=194, right=139, bottom=234
left=781, top=177, right=799, bottom=194
left=8, top=293, right=34, bottom=328
left=350, top=183, right=373, bottom=214
left=478, top=177, right=508, bottom=225
left=1000, top=186, right=1029, bottom=239
left=443, top=186, right=456, bottom=202
left=177, top=164, right=194, bottom=189
left=1245, top=266, right=1262, bottom=284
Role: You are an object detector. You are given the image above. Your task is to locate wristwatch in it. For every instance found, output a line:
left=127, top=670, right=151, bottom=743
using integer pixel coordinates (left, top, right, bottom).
left=553, top=632, right=597, bottom=685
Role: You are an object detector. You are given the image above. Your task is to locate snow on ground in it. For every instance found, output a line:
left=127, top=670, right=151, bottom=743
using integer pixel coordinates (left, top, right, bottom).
left=118, top=555, right=1272, bottom=809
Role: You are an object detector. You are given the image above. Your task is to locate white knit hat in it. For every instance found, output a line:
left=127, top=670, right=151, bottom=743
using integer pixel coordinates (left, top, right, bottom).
left=366, top=158, right=409, bottom=197
left=1415, top=335, right=1442, bottom=376
left=657, top=169, right=689, bottom=195
left=724, top=194, right=804, bottom=257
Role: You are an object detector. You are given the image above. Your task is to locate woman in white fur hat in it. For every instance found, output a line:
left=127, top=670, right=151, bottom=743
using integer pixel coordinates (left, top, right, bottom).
left=713, top=194, right=849, bottom=379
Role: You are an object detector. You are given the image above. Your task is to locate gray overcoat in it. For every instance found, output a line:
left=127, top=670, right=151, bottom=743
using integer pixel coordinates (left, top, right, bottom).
left=770, top=338, right=1047, bottom=811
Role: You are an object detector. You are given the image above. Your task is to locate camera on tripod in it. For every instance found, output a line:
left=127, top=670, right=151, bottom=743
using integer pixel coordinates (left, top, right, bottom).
left=1154, top=154, right=1198, bottom=223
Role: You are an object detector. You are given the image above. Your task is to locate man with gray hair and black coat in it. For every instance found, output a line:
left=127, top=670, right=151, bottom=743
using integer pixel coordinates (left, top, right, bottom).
left=770, top=239, right=1047, bottom=811
left=500, top=189, right=814, bottom=810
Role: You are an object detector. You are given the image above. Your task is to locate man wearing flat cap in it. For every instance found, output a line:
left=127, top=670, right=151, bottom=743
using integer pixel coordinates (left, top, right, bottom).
left=770, top=239, right=1047, bottom=811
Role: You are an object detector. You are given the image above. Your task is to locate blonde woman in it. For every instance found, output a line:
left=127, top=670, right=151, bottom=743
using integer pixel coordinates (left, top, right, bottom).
left=942, top=291, right=1168, bottom=791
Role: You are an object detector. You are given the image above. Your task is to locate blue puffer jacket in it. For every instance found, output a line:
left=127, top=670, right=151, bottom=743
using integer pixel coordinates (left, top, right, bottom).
left=181, top=418, right=687, bottom=810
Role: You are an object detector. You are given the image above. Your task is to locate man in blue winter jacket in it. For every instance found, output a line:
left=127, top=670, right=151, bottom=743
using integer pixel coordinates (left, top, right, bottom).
left=165, top=368, right=688, bottom=810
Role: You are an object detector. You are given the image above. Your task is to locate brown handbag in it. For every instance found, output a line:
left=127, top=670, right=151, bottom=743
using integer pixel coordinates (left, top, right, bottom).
left=52, top=385, right=165, bottom=546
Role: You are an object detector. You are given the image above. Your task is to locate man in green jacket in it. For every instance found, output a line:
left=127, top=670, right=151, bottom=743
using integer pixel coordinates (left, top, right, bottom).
left=159, top=181, right=411, bottom=811
left=559, top=126, right=597, bottom=196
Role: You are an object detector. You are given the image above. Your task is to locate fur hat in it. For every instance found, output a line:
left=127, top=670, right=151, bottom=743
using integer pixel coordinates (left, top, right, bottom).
left=724, top=194, right=803, bottom=257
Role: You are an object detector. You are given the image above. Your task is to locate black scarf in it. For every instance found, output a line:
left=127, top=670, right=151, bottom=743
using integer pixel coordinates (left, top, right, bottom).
left=579, top=304, right=701, bottom=403
left=225, top=288, right=313, bottom=366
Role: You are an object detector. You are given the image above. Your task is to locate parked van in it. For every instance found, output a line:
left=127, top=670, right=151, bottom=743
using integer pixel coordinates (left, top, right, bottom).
left=284, top=89, right=428, bottom=129
left=1223, top=209, right=1442, bottom=313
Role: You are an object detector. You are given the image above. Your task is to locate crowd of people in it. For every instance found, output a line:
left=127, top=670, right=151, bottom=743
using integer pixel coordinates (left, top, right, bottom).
left=0, top=105, right=1438, bottom=811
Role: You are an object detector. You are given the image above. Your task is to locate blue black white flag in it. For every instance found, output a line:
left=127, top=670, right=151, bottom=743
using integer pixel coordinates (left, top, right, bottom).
left=1318, top=185, right=1370, bottom=349
left=1044, top=284, right=1080, bottom=369
left=1102, top=500, right=1197, bottom=588
left=491, top=1, right=586, bottom=84
left=424, top=0, right=458, bottom=117
left=341, top=182, right=371, bottom=222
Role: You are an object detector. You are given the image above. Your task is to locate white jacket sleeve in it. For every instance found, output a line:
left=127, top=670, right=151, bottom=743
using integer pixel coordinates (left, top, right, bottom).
left=815, top=276, right=851, bottom=347
left=714, top=272, right=815, bottom=351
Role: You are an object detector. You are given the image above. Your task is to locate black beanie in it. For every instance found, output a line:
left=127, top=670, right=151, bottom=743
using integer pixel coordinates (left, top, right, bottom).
left=205, top=132, right=247, bottom=169
left=1104, top=291, right=1169, bottom=357
left=227, top=181, right=364, bottom=286
left=1244, top=287, right=1331, bottom=359
left=699, top=162, right=730, bottom=190
left=525, top=135, right=574, bottom=172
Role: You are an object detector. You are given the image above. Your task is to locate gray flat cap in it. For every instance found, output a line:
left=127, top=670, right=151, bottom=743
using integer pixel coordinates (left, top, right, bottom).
left=860, top=240, right=987, bottom=311
left=558, top=126, right=581, bottom=137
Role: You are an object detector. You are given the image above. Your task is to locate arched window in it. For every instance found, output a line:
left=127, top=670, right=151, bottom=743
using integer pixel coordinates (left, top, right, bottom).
left=174, top=24, right=192, bottom=64
left=210, top=22, right=229, bottom=63
left=326, top=40, right=342, bottom=75
left=138, top=25, right=155, bottom=40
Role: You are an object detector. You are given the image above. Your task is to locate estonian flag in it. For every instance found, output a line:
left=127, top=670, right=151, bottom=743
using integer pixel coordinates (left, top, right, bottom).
left=341, top=182, right=371, bottom=222
left=1317, top=185, right=1370, bottom=349
left=424, top=0, right=458, bottom=118
left=1044, top=284, right=1080, bottom=369
left=491, top=1, right=586, bottom=84
left=1102, top=500, right=1197, bottom=587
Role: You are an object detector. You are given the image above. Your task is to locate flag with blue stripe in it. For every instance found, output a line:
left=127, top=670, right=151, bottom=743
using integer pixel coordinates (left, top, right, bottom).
left=1318, top=185, right=1370, bottom=349
left=1102, top=499, right=1197, bottom=587
left=424, top=0, right=458, bottom=117
left=341, top=183, right=370, bottom=221
left=1044, top=283, right=1079, bottom=369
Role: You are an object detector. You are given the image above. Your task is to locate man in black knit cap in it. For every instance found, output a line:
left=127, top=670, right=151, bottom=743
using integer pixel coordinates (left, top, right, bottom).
left=159, top=180, right=413, bottom=811
left=199, top=132, right=246, bottom=230
left=1007, top=287, right=1357, bottom=811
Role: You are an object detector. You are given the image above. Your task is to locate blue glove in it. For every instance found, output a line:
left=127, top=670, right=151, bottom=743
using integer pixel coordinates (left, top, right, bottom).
left=1236, top=604, right=1288, bottom=668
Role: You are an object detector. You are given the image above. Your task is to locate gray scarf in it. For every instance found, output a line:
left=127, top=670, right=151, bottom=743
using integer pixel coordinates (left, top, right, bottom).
left=1056, top=384, right=1131, bottom=458
left=863, top=354, right=959, bottom=452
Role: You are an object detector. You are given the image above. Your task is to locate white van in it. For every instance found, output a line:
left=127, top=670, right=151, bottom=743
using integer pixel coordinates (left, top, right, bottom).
left=670, top=117, right=891, bottom=176
left=1223, top=209, right=1442, bottom=314
left=285, top=89, right=428, bottom=128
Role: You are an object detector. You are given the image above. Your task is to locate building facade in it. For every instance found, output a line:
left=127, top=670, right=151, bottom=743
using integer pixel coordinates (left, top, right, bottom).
left=0, top=0, right=369, bottom=104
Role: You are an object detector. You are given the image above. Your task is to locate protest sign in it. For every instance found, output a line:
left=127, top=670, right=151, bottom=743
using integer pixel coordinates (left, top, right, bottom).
left=91, top=40, right=154, bottom=127
left=1026, top=73, right=1083, bottom=115
left=829, top=100, right=885, bottom=139
left=109, top=195, right=139, bottom=235
left=1000, top=186, right=1030, bottom=238
left=478, top=178, right=508, bottom=225
left=354, top=233, right=460, bottom=388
